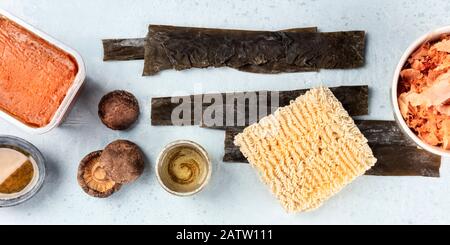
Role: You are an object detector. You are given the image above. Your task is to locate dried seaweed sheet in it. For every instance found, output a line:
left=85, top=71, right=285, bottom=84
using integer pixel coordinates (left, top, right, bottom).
left=143, top=25, right=365, bottom=75
left=151, top=85, right=368, bottom=126
left=102, top=27, right=317, bottom=62
left=223, top=121, right=441, bottom=177
left=238, top=27, right=320, bottom=73
left=103, top=38, right=146, bottom=61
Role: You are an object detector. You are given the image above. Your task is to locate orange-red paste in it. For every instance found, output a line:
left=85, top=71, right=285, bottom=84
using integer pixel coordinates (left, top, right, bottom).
left=398, top=35, right=450, bottom=150
left=0, top=16, right=78, bottom=127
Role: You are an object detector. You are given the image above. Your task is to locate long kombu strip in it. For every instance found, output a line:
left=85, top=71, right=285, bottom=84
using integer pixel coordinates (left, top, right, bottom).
left=200, top=85, right=369, bottom=129
left=102, top=27, right=318, bottom=62
left=143, top=25, right=365, bottom=75
left=103, top=38, right=146, bottom=61
left=151, top=85, right=368, bottom=126
left=223, top=121, right=441, bottom=177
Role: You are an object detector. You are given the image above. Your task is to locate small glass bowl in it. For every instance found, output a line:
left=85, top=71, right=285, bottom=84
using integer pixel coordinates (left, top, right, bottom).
left=156, top=140, right=212, bottom=196
left=0, top=135, right=46, bottom=207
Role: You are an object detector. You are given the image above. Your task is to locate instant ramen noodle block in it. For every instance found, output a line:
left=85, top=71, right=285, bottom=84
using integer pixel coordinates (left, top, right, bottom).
left=234, top=87, right=377, bottom=212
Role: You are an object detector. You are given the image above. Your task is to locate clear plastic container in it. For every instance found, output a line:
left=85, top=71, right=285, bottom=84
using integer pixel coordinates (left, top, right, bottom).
left=0, top=9, right=86, bottom=134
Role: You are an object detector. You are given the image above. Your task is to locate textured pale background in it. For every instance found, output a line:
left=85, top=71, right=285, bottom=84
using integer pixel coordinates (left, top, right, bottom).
left=0, top=0, right=449, bottom=224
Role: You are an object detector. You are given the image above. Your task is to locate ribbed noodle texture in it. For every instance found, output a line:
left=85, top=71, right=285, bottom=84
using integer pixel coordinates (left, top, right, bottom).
left=234, top=87, right=377, bottom=212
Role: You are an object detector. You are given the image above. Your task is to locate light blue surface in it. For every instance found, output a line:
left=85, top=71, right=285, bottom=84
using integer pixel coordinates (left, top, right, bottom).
left=0, top=0, right=449, bottom=224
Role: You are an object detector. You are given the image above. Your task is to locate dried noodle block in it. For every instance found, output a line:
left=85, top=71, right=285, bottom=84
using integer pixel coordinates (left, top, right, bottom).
left=234, top=87, right=377, bottom=212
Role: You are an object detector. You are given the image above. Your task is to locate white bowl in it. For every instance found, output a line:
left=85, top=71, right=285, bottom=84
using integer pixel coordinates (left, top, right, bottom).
left=391, top=26, right=450, bottom=157
left=0, top=9, right=86, bottom=134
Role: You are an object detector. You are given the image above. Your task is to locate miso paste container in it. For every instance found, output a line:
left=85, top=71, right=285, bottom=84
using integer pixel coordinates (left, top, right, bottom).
left=0, top=9, right=86, bottom=134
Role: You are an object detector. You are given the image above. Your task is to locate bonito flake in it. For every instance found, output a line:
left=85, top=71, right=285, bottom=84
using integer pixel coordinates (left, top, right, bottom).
left=234, top=87, right=377, bottom=212
left=398, top=35, right=450, bottom=150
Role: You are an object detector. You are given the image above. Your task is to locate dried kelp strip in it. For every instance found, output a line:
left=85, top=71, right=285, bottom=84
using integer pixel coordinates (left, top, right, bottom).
left=102, top=27, right=317, bottom=62
left=143, top=25, right=365, bottom=75
left=223, top=121, right=441, bottom=177
left=237, top=27, right=319, bottom=73
left=223, top=126, right=247, bottom=163
left=201, top=85, right=369, bottom=129
left=151, top=85, right=368, bottom=126
left=356, top=120, right=416, bottom=146
left=103, top=38, right=146, bottom=61
left=365, top=144, right=441, bottom=177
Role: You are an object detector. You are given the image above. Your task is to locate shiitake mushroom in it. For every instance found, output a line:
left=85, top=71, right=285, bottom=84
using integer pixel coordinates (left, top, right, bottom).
left=98, top=90, right=140, bottom=130
left=77, top=151, right=121, bottom=198
left=99, top=140, right=145, bottom=184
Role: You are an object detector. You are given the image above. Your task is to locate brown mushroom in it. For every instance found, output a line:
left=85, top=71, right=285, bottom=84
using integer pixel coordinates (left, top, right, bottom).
left=100, top=140, right=144, bottom=184
left=98, top=90, right=140, bottom=130
left=77, top=151, right=121, bottom=198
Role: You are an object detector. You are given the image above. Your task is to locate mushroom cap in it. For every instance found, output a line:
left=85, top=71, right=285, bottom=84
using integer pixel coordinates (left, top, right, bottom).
left=77, top=151, right=121, bottom=198
left=98, top=90, right=140, bottom=130
left=100, top=140, right=145, bottom=184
